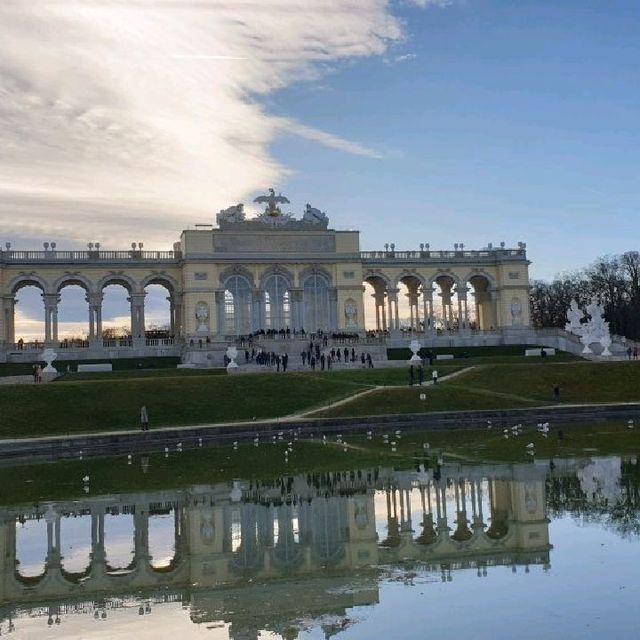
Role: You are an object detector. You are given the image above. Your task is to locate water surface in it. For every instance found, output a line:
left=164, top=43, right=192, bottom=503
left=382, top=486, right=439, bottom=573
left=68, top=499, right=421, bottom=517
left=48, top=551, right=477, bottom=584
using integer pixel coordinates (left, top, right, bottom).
left=1, top=455, right=638, bottom=639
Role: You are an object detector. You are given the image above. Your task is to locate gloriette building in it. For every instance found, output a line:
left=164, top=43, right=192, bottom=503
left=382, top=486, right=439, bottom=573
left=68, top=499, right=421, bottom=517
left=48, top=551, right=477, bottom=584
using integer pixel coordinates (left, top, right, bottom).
left=0, top=190, right=532, bottom=363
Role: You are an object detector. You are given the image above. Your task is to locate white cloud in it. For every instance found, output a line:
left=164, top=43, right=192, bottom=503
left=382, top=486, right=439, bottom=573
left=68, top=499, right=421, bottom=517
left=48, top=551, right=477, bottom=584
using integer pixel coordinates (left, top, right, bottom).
left=405, top=0, right=456, bottom=7
left=394, top=53, right=417, bottom=63
left=0, top=0, right=406, bottom=247
left=275, top=118, right=384, bottom=159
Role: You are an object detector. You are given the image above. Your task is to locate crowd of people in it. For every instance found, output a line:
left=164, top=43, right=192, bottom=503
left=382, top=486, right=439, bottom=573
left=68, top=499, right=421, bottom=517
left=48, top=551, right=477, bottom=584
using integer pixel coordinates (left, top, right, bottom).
left=237, top=329, right=365, bottom=346
left=238, top=338, right=375, bottom=372
left=240, top=349, right=290, bottom=372
left=299, top=340, right=374, bottom=371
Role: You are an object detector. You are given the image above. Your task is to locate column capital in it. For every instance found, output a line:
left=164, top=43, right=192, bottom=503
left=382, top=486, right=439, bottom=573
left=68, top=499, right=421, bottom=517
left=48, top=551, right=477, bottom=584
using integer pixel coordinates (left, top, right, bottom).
left=127, top=291, right=146, bottom=304
left=42, top=292, right=60, bottom=306
left=87, top=291, right=104, bottom=306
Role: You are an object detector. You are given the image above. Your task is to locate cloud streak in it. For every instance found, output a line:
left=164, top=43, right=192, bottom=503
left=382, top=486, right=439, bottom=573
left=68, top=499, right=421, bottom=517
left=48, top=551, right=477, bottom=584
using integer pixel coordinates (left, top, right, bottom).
left=0, top=0, right=406, bottom=246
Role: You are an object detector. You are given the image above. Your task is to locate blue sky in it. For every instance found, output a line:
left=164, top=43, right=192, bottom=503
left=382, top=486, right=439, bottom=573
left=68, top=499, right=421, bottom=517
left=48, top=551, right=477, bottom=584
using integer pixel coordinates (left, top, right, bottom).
left=2, top=0, right=639, bottom=336
left=270, top=0, right=640, bottom=280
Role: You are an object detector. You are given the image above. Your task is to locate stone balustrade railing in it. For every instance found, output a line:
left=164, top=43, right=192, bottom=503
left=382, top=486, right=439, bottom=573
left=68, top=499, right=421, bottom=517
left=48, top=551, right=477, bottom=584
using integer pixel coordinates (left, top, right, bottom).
left=0, top=247, right=526, bottom=263
left=360, top=248, right=527, bottom=261
left=0, top=249, right=180, bottom=262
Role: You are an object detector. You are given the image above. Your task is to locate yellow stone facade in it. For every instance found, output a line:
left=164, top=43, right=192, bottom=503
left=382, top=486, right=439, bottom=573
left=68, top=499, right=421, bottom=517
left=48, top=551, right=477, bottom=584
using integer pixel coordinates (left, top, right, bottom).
left=0, top=210, right=531, bottom=360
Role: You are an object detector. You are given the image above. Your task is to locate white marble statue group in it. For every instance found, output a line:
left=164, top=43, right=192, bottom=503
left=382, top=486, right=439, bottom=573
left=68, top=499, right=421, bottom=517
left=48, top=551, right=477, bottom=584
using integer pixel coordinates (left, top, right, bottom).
left=565, top=298, right=612, bottom=356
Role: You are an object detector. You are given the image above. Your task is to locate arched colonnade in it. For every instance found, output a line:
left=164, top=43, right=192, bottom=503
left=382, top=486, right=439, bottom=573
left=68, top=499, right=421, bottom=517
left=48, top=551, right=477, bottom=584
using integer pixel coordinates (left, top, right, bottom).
left=212, top=267, right=337, bottom=336
left=364, top=270, right=498, bottom=332
left=3, top=273, right=182, bottom=347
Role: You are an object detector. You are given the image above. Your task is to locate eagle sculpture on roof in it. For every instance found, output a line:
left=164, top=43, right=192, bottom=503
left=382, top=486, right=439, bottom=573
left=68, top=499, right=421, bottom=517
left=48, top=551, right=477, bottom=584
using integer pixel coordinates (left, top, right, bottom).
left=253, top=188, right=290, bottom=217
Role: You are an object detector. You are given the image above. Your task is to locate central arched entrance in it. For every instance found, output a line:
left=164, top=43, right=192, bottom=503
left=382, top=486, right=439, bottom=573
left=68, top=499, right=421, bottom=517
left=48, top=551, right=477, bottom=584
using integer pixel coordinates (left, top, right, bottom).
left=263, top=274, right=291, bottom=330
left=303, top=272, right=331, bottom=332
left=223, top=275, right=253, bottom=335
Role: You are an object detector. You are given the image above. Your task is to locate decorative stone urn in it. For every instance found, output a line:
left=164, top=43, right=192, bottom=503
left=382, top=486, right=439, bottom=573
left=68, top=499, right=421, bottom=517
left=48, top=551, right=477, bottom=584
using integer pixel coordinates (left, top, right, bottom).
left=41, top=348, right=58, bottom=374
left=226, top=345, right=239, bottom=371
left=408, top=339, right=422, bottom=364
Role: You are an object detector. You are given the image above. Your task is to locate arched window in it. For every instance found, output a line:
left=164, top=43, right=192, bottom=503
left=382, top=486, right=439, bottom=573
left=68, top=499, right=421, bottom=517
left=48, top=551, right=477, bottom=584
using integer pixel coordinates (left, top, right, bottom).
left=264, top=274, right=291, bottom=329
left=303, top=273, right=330, bottom=331
left=224, top=276, right=252, bottom=335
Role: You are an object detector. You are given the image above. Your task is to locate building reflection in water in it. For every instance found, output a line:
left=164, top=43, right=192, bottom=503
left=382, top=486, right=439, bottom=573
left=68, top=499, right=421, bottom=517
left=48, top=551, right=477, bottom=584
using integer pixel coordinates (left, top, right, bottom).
left=2, top=458, right=623, bottom=638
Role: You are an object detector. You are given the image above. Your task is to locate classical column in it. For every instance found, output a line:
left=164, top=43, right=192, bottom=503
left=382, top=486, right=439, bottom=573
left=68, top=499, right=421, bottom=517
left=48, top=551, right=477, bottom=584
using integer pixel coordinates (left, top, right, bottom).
left=87, top=292, right=103, bottom=346
left=329, top=289, right=338, bottom=330
left=2, top=295, right=16, bottom=344
left=168, top=296, right=175, bottom=334
left=215, top=290, right=226, bottom=336
left=44, top=506, right=62, bottom=570
left=492, top=289, right=500, bottom=329
left=128, top=292, right=146, bottom=345
left=461, top=292, right=470, bottom=330
left=42, top=293, right=60, bottom=345
left=387, top=293, right=393, bottom=331
left=437, top=290, right=445, bottom=330
left=87, top=296, right=94, bottom=340
left=408, top=292, right=419, bottom=330
left=133, top=507, right=151, bottom=568
left=252, top=290, right=263, bottom=332
left=90, top=508, right=106, bottom=576
left=387, top=288, right=399, bottom=331
left=373, top=293, right=384, bottom=331
left=169, top=293, right=183, bottom=338
left=422, top=289, right=430, bottom=332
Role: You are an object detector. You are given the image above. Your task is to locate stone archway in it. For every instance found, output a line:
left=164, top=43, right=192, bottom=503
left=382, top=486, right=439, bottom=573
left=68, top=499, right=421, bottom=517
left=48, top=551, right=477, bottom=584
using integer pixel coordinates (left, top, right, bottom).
left=363, top=271, right=391, bottom=331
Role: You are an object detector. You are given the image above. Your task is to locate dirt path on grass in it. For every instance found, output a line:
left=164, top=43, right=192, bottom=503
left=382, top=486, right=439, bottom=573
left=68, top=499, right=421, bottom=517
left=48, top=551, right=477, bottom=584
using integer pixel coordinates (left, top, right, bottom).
left=287, top=366, right=477, bottom=420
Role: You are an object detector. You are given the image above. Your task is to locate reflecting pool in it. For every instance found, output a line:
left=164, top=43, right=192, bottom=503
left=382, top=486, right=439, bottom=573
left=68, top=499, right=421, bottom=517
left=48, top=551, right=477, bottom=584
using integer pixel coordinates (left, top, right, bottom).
left=1, top=455, right=639, bottom=639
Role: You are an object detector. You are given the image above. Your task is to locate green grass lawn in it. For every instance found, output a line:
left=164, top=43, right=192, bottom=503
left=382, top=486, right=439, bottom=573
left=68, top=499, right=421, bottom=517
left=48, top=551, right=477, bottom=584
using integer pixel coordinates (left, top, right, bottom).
left=292, top=364, right=466, bottom=387
left=2, top=365, right=472, bottom=438
left=387, top=344, right=581, bottom=362
left=0, top=372, right=371, bottom=438
left=450, top=361, right=640, bottom=404
left=55, top=368, right=227, bottom=382
left=316, top=384, right=531, bottom=418
left=1, top=361, right=639, bottom=439
left=314, top=361, right=640, bottom=418
left=0, top=356, right=181, bottom=377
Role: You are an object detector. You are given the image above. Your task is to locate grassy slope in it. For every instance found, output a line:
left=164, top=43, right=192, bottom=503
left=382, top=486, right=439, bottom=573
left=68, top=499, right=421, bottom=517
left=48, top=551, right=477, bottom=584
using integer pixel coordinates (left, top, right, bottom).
left=387, top=345, right=581, bottom=361
left=1, top=361, right=639, bottom=438
left=0, top=366, right=461, bottom=437
left=0, top=356, right=181, bottom=377
left=317, top=361, right=640, bottom=418
left=0, top=373, right=365, bottom=437
left=55, top=368, right=226, bottom=382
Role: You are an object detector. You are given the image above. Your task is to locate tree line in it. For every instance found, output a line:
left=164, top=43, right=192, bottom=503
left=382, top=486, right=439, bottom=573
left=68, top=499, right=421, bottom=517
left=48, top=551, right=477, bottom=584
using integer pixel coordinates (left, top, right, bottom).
left=529, top=251, right=640, bottom=340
